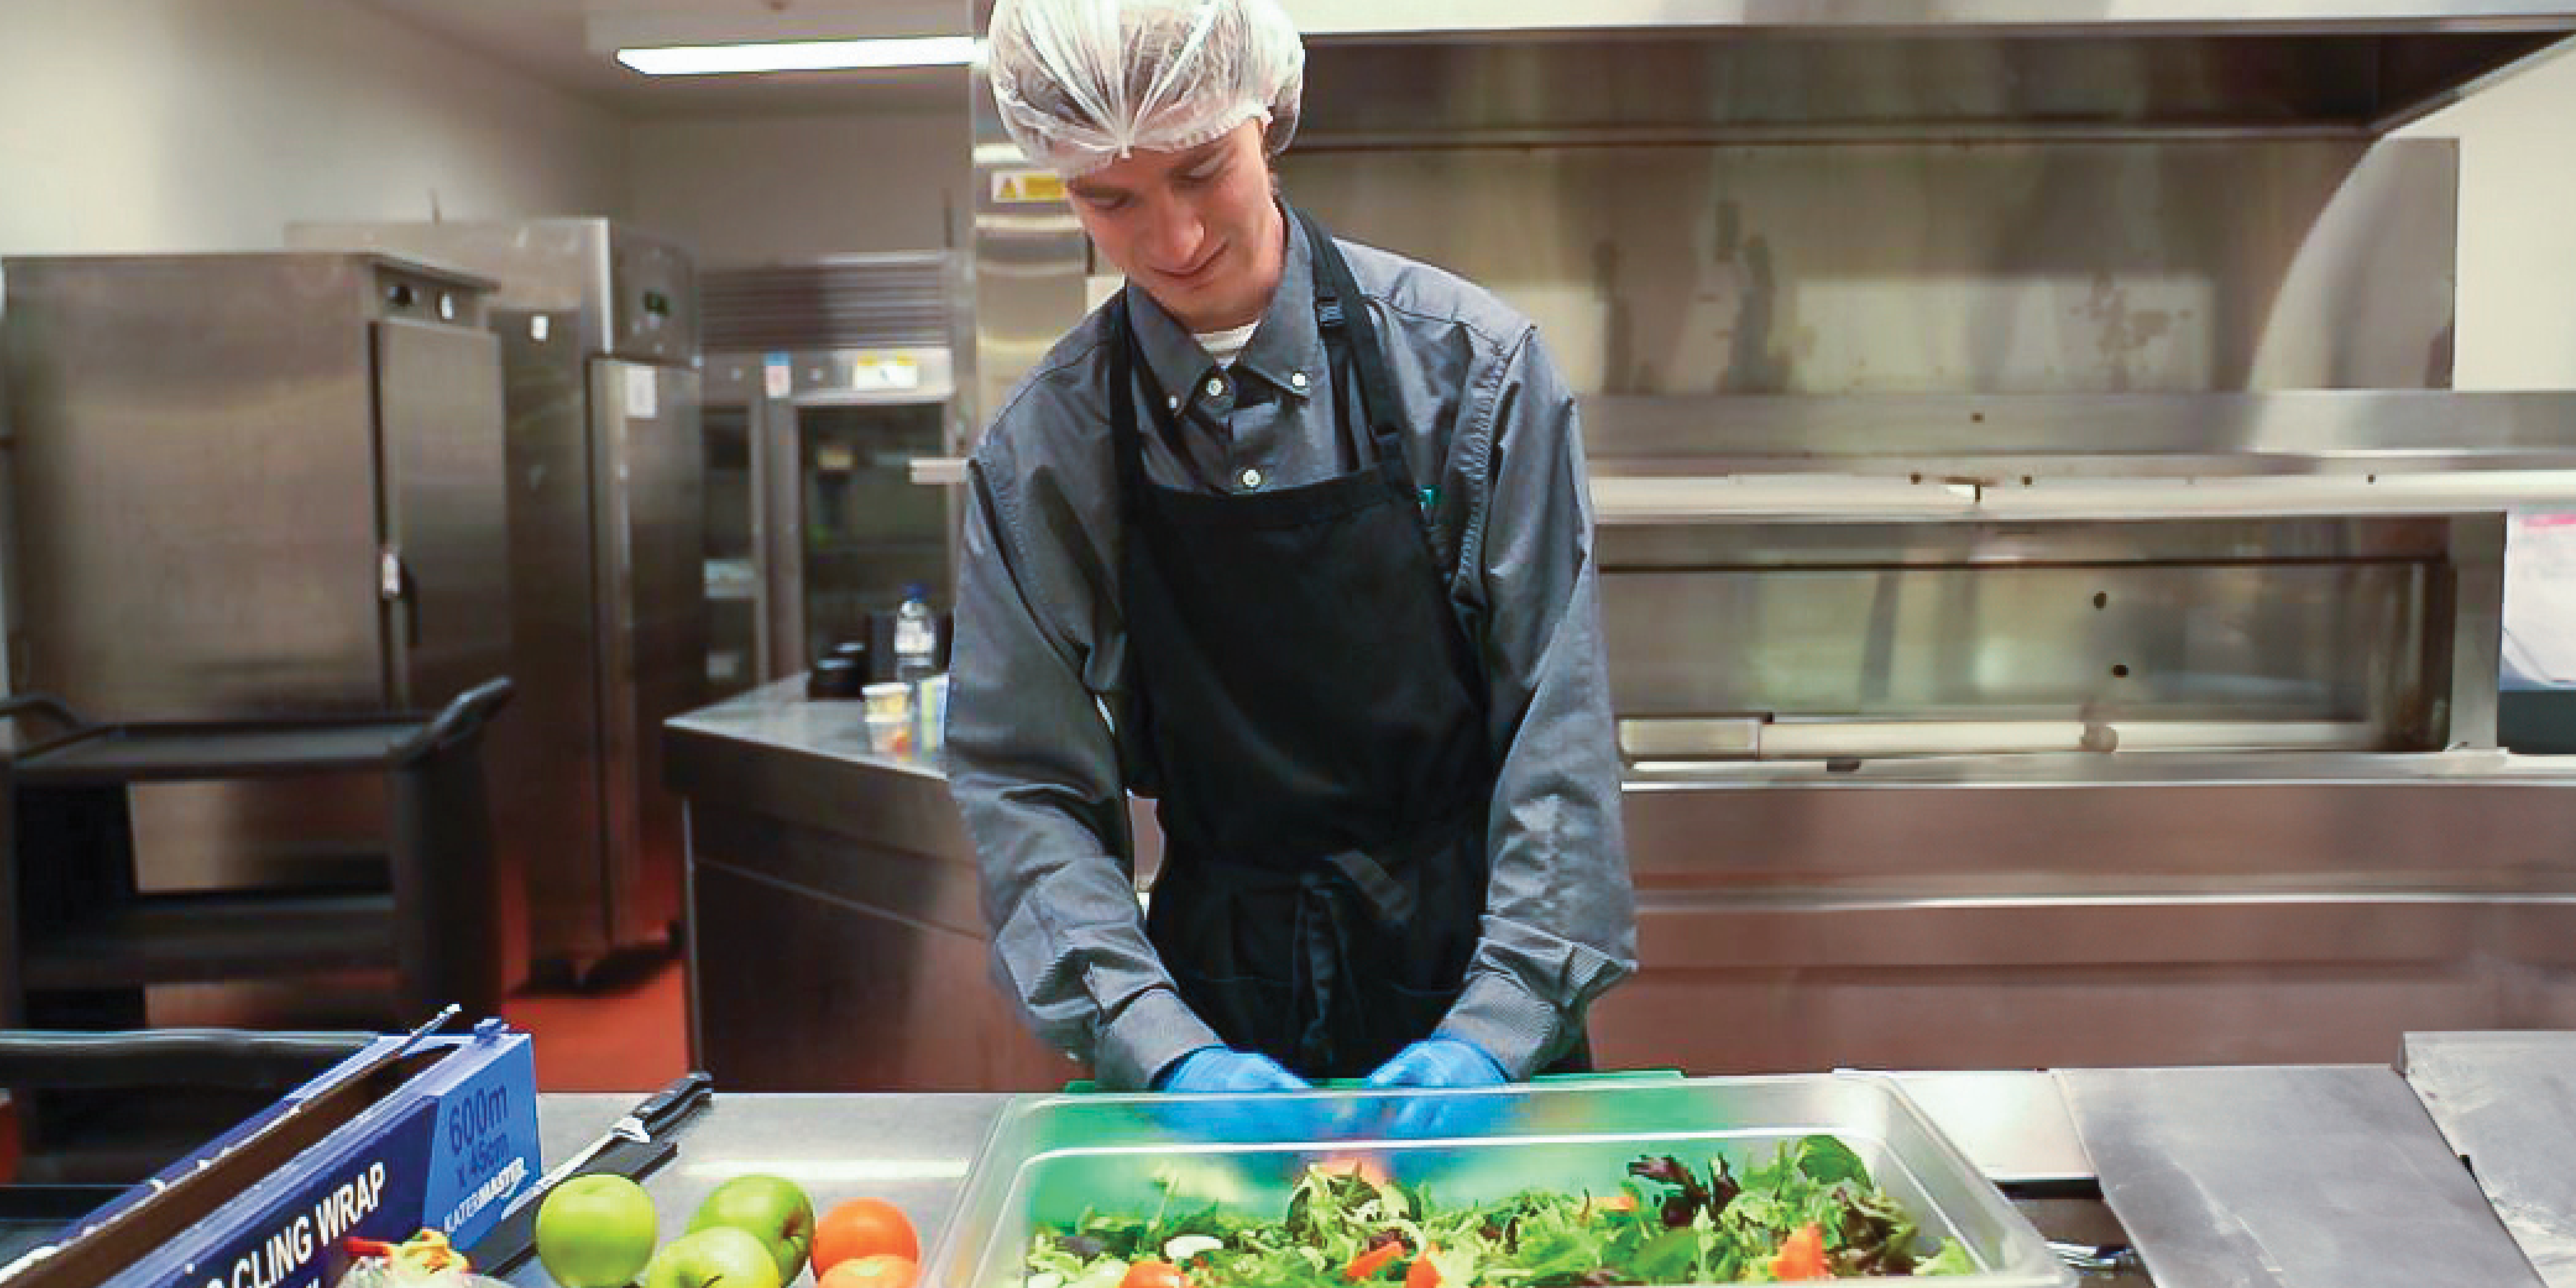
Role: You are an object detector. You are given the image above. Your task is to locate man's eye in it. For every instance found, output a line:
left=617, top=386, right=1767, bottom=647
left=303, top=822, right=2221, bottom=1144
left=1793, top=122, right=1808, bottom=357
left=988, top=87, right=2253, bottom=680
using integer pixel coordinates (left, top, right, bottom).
left=1079, top=192, right=1129, bottom=212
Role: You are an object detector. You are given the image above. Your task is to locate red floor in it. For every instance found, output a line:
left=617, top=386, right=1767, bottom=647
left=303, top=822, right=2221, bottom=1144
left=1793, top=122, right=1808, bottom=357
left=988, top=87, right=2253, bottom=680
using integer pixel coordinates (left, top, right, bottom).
left=501, top=953, right=692, bottom=1092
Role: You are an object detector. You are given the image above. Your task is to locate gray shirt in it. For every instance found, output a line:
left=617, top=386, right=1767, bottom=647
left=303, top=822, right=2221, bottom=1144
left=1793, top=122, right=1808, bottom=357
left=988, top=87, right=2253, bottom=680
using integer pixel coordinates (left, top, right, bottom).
left=945, top=210, right=1636, bottom=1090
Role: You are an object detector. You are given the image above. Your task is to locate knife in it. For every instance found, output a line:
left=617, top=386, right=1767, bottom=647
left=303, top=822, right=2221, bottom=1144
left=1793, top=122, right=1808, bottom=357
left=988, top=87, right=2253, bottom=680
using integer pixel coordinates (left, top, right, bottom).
left=465, top=1070, right=715, bottom=1275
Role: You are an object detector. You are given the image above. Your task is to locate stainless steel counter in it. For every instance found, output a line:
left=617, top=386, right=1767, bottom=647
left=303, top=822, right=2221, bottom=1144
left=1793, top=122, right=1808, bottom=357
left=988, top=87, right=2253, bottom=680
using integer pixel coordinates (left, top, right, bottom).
left=670, top=679, right=2576, bottom=1088
left=527, top=1092, right=1010, bottom=1288
left=665, top=680, right=1069, bottom=1092
left=531, top=1054, right=2559, bottom=1288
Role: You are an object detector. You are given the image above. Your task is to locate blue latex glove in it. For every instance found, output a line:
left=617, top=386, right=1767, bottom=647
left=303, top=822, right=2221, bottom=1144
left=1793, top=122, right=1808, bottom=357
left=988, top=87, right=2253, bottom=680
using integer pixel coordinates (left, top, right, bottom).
left=1149, top=1047, right=1322, bottom=1143
left=1362, top=1039, right=1509, bottom=1141
left=1367, top=1039, right=1507, bottom=1089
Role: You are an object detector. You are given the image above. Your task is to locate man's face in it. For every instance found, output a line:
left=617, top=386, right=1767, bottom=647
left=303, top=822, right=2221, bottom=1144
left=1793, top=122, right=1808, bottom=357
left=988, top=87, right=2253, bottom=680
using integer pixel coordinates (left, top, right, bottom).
left=1066, top=119, right=1285, bottom=334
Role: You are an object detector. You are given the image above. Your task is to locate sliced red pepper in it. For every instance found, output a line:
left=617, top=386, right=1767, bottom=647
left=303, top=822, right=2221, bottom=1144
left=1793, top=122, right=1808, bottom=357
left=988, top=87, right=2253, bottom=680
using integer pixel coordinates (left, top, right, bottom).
left=1345, top=1240, right=1404, bottom=1281
left=1769, top=1223, right=1829, bottom=1281
left=343, top=1237, right=397, bottom=1258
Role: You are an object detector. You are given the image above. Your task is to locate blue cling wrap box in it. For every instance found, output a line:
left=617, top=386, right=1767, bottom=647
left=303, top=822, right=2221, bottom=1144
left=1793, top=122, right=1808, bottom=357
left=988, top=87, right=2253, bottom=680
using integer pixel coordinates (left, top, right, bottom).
left=95, top=1020, right=540, bottom=1288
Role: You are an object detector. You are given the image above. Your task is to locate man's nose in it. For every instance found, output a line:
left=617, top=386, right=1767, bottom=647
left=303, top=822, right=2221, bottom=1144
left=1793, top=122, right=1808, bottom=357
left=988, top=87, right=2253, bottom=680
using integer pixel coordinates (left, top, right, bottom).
left=1142, top=197, right=1206, bottom=271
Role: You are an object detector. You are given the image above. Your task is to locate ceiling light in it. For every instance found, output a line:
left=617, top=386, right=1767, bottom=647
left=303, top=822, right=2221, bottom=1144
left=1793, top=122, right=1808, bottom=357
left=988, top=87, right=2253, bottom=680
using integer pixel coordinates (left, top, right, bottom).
left=616, top=36, right=977, bottom=75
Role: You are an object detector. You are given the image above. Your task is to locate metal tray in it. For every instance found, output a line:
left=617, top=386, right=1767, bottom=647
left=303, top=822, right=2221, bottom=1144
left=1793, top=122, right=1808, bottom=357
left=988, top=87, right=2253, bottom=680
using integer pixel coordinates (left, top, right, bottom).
left=922, top=1073, right=2073, bottom=1287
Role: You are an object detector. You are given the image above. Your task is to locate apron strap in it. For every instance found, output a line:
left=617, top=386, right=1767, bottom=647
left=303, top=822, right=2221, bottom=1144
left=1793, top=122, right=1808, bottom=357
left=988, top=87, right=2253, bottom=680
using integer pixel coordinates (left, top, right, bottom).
left=1105, top=293, right=1152, bottom=527
left=1298, top=208, right=1416, bottom=489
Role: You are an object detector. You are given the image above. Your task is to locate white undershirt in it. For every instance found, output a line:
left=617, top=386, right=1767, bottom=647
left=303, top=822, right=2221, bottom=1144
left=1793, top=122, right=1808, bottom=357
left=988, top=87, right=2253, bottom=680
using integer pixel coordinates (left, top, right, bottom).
left=1194, top=321, right=1260, bottom=367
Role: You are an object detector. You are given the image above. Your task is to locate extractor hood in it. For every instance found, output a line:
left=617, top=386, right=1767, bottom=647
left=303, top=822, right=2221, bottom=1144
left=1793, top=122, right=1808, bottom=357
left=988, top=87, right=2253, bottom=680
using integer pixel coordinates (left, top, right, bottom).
left=1283, top=1, right=2576, bottom=143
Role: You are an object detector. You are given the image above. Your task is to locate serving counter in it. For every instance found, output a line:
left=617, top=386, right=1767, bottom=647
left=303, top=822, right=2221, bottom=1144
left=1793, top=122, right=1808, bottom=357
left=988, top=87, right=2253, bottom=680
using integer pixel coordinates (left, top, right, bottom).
left=663, top=680, right=1068, bottom=1093
left=524, top=1047, right=2576, bottom=1288
left=670, top=680, right=2576, bottom=1084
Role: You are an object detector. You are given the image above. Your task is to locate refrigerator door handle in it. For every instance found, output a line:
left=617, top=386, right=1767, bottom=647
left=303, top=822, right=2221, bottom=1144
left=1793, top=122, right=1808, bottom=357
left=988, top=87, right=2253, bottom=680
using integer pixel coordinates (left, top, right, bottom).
left=380, top=547, right=420, bottom=648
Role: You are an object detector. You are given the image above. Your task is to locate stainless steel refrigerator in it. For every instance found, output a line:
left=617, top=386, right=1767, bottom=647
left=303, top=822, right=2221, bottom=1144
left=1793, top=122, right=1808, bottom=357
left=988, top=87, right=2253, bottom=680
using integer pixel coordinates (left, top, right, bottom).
left=0, top=251, right=513, bottom=898
left=289, top=219, right=707, bottom=982
left=702, top=346, right=956, bottom=690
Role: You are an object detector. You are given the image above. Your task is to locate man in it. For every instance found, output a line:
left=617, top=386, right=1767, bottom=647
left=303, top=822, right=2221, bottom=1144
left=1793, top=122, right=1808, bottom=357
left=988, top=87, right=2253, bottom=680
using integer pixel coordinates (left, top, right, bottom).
left=947, top=0, right=1635, bottom=1098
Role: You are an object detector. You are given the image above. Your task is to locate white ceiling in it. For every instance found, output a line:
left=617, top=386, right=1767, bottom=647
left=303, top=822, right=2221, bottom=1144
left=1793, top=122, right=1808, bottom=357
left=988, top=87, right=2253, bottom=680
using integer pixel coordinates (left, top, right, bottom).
left=347, top=0, right=972, bottom=119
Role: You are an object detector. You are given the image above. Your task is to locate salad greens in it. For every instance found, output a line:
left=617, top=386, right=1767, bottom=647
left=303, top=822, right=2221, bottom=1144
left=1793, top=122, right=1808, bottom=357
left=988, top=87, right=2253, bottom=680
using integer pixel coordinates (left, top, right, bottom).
left=1022, top=1137, right=1976, bottom=1286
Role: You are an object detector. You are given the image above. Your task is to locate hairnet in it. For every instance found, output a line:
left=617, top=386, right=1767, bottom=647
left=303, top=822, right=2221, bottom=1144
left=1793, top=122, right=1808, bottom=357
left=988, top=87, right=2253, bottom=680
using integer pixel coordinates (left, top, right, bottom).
left=987, top=0, right=1305, bottom=179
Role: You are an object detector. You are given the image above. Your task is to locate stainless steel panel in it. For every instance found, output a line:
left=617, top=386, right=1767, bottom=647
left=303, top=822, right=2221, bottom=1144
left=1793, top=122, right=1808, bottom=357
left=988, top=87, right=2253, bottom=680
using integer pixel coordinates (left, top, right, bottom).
left=2403, top=1031, right=2576, bottom=1288
left=2060, top=1065, right=2545, bottom=1288
left=2446, top=514, right=2507, bottom=747
left=371, top=319, right=512, bottom=709
left=1600, top=516, right=2459, bottom=569
left=1, top=254, right=499, bottom=895
left=967, top=18, right=1090, bottom=448
left=489, top=314, right=610, bottom=968
left=1603, top=561, right=2431, bottom=733
left=691, top=819, right=1069, bottom=1093
left=1581, top=391, right=2576, bottom=474
left=590, top=358, right=706, bottom=952
left=1296, top=30, right=2572, bottom=140
left=289, top=220, right=697, bottom=364
left=1283, top=1, right=2576, bottom=38
left=1586, top=772, right=2576, bottom=1073
left=5, top=256, right=389, bottom=717
left=1278, top=139, right=2454, bottom=395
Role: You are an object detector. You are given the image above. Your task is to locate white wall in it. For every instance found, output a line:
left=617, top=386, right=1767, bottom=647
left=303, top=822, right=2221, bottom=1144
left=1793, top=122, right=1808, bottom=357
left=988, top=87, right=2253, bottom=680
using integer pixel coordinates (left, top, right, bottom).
left=626, top=110, right=968, bottom=265
left=0, top=0, right=628, bottom=255
left=2404, top=49, right=2576, bottom=391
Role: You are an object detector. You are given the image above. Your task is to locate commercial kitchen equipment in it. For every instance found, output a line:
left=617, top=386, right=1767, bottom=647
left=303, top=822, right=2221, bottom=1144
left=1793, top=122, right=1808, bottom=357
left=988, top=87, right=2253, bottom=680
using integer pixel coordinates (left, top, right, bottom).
left=964, top=2, right=2576, bottom=1075
left=699, top=255, right=964, bottom=692
left=285, top=219, right=707, bottom=982
left=1, top=253, right=512, bottom=994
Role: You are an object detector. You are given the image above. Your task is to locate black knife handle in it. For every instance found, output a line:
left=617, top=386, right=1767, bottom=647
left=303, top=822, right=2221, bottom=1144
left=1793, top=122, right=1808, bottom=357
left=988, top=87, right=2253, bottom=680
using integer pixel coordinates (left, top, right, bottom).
left=635, top=1070, right=714, bottom=1135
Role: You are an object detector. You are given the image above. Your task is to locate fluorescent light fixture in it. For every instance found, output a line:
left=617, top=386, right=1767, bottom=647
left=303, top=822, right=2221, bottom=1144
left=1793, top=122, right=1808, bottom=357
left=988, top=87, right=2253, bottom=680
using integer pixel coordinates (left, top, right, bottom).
left=618, top=36, right=977, bottom=75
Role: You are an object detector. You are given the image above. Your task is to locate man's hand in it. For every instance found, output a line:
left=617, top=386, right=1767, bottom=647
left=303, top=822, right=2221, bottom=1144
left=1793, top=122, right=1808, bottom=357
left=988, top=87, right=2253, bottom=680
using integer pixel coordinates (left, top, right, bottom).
left=1157, top=1046, right=1308, bottom=1093
left=1148, top=1047, right=1324, bottom=1143
left=1362, top=1039, right=1510, bottom=1141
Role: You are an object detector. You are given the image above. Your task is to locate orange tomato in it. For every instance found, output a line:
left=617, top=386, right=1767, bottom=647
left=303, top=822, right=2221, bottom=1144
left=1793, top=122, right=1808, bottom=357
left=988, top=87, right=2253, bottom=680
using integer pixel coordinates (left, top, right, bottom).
left=815, top=1198, right=920, bottom=1273
left=820, top=1255, right=917, bottom=1288
left=1403, top=1245, right=1442, bottom=1288
left=1769, top=1224, right=1829, bottom=1281
left=1121, top=1259, right=1188, bottom=1288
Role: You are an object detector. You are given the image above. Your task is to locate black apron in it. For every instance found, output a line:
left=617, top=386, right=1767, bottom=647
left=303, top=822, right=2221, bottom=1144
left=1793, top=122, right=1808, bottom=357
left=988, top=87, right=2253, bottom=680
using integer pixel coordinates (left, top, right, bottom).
left=1113, top=208, right=1578, bottom=1081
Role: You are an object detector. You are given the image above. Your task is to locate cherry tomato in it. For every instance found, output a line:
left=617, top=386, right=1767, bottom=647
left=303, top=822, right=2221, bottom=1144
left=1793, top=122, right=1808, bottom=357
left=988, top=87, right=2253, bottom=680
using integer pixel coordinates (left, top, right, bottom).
left=1122, top=1258, right=1189, bottom=1288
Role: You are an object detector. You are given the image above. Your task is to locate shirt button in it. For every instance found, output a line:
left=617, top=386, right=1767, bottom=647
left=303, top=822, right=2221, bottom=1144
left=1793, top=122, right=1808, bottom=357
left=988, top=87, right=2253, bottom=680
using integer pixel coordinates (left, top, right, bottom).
left=1204, top=376, right=1225, bottom=398
left=1238, top=467, right=1264, bottom=490
left=1290, top=371, right=1309, bottom=390
left=1165, top=394, right=1180, bottom=411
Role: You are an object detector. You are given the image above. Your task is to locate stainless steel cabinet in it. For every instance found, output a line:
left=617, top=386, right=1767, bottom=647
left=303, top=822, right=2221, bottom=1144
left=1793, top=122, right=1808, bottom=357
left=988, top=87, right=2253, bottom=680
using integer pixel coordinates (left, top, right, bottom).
left=0, top=252, right=511, bottom=902
left=287, top=220, right=708, bottom=980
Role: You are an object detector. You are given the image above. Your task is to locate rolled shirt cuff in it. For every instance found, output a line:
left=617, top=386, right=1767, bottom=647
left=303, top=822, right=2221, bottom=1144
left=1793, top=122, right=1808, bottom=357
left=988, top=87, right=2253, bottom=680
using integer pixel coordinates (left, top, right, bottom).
left=1435, top=971, right=1565, bottom=1081
left=1092, top=985, right=1223, bottom=1091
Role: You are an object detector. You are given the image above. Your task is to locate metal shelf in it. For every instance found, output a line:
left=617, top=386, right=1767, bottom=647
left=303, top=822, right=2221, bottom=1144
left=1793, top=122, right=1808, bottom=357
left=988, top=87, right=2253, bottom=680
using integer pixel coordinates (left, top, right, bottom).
left=23, top=890, right=397, bottom=991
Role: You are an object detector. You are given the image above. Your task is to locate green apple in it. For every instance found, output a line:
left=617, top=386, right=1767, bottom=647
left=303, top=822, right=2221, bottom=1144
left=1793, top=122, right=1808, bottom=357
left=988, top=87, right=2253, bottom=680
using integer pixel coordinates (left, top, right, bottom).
left=535, top=1174, right=660, bottom=1288
left=687, top=1174, right=815, bottom=1282
left=644, top=1226, right=785, bottom=1288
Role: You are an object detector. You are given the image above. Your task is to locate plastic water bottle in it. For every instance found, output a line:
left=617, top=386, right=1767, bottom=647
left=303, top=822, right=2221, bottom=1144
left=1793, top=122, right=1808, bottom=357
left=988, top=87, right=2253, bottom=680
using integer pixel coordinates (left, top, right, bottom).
left=893, top=584, right=938, bottom=685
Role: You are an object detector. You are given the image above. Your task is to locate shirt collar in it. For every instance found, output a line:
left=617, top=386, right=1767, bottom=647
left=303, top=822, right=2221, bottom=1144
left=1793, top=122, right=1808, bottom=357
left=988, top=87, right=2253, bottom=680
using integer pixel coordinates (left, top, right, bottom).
left=1123, top=203, right=1328, bottom=410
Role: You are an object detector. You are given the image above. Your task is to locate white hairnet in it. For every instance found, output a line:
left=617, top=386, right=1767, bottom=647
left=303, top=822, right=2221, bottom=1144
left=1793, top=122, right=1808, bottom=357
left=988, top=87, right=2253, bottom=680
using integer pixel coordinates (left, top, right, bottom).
left=988, top=0, right=1305, bottom=179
